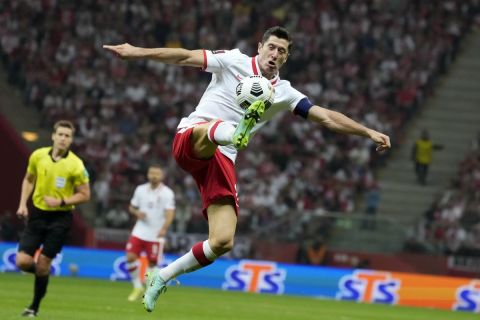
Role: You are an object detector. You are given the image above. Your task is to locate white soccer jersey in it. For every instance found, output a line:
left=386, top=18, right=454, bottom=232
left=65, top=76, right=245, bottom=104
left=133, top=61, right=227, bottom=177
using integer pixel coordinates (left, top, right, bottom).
left=130, top=183, right=175, bottom=242
left=177, top=49, right=308, bottom=162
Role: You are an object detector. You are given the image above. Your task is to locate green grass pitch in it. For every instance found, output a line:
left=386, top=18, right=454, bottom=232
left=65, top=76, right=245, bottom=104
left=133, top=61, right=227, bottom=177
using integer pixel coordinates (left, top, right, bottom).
left=0, top=272, right=476, bottom=320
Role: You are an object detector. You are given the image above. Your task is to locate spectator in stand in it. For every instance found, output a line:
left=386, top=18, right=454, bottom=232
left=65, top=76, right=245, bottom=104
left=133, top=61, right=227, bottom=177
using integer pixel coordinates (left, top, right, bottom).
left=306, top=240, right=327, bottom=266
left=411, top=129, right=444, bottom=185
left=444, top=221, right=467, bottom=254
left=363, top=182, right=380, bottom=230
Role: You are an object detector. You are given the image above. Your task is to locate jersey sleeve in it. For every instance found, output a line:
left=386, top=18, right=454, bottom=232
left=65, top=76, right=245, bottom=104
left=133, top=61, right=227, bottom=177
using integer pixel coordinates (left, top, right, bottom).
left=130, top=187, right=140, bottom=207
left=73, top=160, right=90, bottom=186
left=285, top=86, right=309, bottom=112
left=165, top=189, right=175, bottom=210
left=284, top=85, right=314, bottom=119
left=203, top=49, right=242, bottom=73
left=26, top=150, right=40, bottom=176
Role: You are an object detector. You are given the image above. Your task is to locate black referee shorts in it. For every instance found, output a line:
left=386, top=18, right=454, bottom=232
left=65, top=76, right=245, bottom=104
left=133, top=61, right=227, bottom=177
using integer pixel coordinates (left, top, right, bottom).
left=18, top=207, right=73, bottom=259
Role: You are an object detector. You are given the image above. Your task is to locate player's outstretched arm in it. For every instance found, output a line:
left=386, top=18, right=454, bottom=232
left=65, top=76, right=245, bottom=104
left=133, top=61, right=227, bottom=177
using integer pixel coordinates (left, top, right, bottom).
left=103, top=43, right=204, bottom=67
left=307, top=105, right=391, bottom=152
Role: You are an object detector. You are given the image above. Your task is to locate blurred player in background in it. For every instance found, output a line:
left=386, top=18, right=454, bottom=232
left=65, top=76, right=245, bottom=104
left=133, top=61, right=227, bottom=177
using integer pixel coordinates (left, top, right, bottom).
left=15, top=120, right=90, bottom=317
left=103, top=26, right=391, bottom=312
left=125, top=164, right=175, bottom=302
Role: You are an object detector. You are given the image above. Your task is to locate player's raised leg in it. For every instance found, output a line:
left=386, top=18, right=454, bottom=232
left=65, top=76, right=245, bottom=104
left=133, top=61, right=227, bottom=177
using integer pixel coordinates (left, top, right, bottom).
left=232, top=100, right=266, bottom=150
left=189, top=104, right=265, bottom=153
left=143, top=199, right=236, bottom=312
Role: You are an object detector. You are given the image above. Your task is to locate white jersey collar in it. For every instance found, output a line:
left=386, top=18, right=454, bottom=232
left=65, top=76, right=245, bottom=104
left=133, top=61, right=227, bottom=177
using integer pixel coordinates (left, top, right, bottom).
left=252, top=56, right=279, bottom=85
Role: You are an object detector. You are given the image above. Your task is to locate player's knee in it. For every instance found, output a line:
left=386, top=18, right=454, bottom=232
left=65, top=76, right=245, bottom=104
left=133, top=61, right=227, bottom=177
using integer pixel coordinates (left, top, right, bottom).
left=209, top=236, right=234, bottom=255
left=16, top=253, right=33, bottom=271
left=35, top=254, right=53, bottom=276
left=36, top=265, right=50, bottom=276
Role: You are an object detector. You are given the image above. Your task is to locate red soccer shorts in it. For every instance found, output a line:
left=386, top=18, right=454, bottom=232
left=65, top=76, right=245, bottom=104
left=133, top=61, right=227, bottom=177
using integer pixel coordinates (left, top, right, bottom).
left=125, top=235, right=163, bottom=264
left=173, top=126, right=239, bottom=219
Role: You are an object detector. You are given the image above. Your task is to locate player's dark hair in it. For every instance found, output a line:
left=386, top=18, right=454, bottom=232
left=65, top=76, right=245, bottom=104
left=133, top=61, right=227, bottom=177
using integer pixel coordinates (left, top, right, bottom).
left=261, top=26, right=293, bottom=52
left=53, top=120, right=75, bottom=134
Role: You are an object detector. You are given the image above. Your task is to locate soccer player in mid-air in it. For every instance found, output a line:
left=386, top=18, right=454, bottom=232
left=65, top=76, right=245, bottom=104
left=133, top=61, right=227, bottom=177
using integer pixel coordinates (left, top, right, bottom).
left=16, top=120, right=90, bottom=317
left=125, top=164, right=175, bottom=302
left=103, top=26, right=391, bottom=312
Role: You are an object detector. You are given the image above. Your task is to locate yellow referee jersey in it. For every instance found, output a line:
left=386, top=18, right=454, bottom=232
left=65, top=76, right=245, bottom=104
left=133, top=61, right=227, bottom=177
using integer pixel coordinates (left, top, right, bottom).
left=27, top=147, right=89, bottom=211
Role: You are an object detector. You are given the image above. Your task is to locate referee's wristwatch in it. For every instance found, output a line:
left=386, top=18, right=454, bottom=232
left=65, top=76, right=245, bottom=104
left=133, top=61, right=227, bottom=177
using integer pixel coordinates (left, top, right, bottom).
left=60, top=199, right=66, bottom=206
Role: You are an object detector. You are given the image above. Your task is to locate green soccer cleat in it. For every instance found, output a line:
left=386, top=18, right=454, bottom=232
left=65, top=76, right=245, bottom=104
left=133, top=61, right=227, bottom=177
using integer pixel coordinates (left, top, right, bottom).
left=142, top=269, right=167, bottom=312
left=232, top=100, right=266, bottom=150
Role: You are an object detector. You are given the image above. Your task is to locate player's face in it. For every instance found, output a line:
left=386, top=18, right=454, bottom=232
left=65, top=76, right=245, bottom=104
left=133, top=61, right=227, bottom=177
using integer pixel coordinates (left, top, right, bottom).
left=257, top=36, right=289, bottom=78
left=52, top=127, right=73, bottom=151
left=147, top=167, right=164, bottom=185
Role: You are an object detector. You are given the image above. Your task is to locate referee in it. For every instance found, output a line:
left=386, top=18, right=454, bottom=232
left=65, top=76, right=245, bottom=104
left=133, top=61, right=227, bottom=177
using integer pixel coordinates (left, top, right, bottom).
left=15, top=120, right=91, bottom=317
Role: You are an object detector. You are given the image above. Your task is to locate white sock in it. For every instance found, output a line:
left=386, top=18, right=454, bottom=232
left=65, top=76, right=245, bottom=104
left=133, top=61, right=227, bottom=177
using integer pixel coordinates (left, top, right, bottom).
left=207, top=120, right=235, bottom=146
left=158, top=240, right=218, bottom=282
left=127, top=261, right=142, bottom=289
left=202, top=240, right=218, bottom=260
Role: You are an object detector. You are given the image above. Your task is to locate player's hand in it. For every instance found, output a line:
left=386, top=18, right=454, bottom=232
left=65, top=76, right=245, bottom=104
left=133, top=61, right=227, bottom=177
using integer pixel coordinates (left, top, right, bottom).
left=157, top=229, right=167, bottom=238
left=43, top=196, right=61, bottom=208
left=367, top=129, right=391, bottom=152
left=16, top=205, right=29, bottom=219
left=103, top=43, right=140, bottom=59
left=136, top=211, right=147, bottom=220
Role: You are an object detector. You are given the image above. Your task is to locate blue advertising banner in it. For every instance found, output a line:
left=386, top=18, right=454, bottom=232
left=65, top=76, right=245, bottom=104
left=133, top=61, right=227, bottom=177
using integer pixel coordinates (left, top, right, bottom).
left=1, top=242, right=478, bottom=313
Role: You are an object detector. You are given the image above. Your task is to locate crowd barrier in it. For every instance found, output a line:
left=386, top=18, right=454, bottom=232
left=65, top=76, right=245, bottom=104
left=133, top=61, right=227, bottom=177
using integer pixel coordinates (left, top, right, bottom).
left=0, top=242, right=478, bottom=313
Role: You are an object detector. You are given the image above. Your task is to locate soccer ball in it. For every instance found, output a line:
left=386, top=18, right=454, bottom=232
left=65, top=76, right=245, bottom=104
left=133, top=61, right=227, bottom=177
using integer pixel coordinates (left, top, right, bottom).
left=235, top=75, right=275, bottom=110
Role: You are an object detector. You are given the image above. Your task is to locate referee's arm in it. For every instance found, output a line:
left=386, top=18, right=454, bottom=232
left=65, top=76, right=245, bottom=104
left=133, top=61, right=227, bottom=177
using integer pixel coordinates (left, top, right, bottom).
left=17, top=172, right=36, bottom=219
left=65, top=183, right=91, bottom=205
left=44, top=183, right=91, bottom=208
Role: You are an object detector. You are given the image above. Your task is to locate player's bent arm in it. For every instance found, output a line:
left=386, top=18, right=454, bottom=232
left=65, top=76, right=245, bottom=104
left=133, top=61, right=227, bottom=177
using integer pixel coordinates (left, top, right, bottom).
left=103, top=43, right=204, bottom=67
left=159, top=209, right=175, bottom=236
left=128, top=205, right=144, bottom=219
left=18, top=172, right=36, bottom=209
left=307, top=105, right=391, bottom=151
left=64, top=183, right=91, bottom=205
left=128, top=205, right=138, bottom=216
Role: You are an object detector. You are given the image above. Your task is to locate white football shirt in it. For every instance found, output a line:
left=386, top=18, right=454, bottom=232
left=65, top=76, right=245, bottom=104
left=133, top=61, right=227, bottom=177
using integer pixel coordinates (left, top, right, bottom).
left=177, top=49, right=307, bottom=162
left=130, top=183, right=175, bottom=242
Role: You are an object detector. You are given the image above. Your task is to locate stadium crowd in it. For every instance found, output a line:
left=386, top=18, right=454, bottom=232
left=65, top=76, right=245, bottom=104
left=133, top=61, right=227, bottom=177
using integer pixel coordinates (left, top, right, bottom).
left=0, top=0, right=478, bottom=241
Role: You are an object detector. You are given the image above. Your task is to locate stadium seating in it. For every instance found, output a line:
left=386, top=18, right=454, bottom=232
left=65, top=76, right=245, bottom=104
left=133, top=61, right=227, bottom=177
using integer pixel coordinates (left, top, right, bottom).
left=406, top=138, right=480, bottom=256
left=0, top=1, right=477, bottom=248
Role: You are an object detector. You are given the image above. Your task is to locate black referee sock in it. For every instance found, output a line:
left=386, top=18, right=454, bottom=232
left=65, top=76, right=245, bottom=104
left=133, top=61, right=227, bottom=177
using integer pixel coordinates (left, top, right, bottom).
left=29, top=275, right=49, bottom=312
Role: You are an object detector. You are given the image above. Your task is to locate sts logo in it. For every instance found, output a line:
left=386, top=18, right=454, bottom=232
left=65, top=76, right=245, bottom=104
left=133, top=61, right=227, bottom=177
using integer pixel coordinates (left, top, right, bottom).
left=453, top=281, right=480, bottom=313
left=336, top=270, right=400, bottom=304
left=222, top=260, right=286, bottom=294
left=1, top=246, right=63, bottom=275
